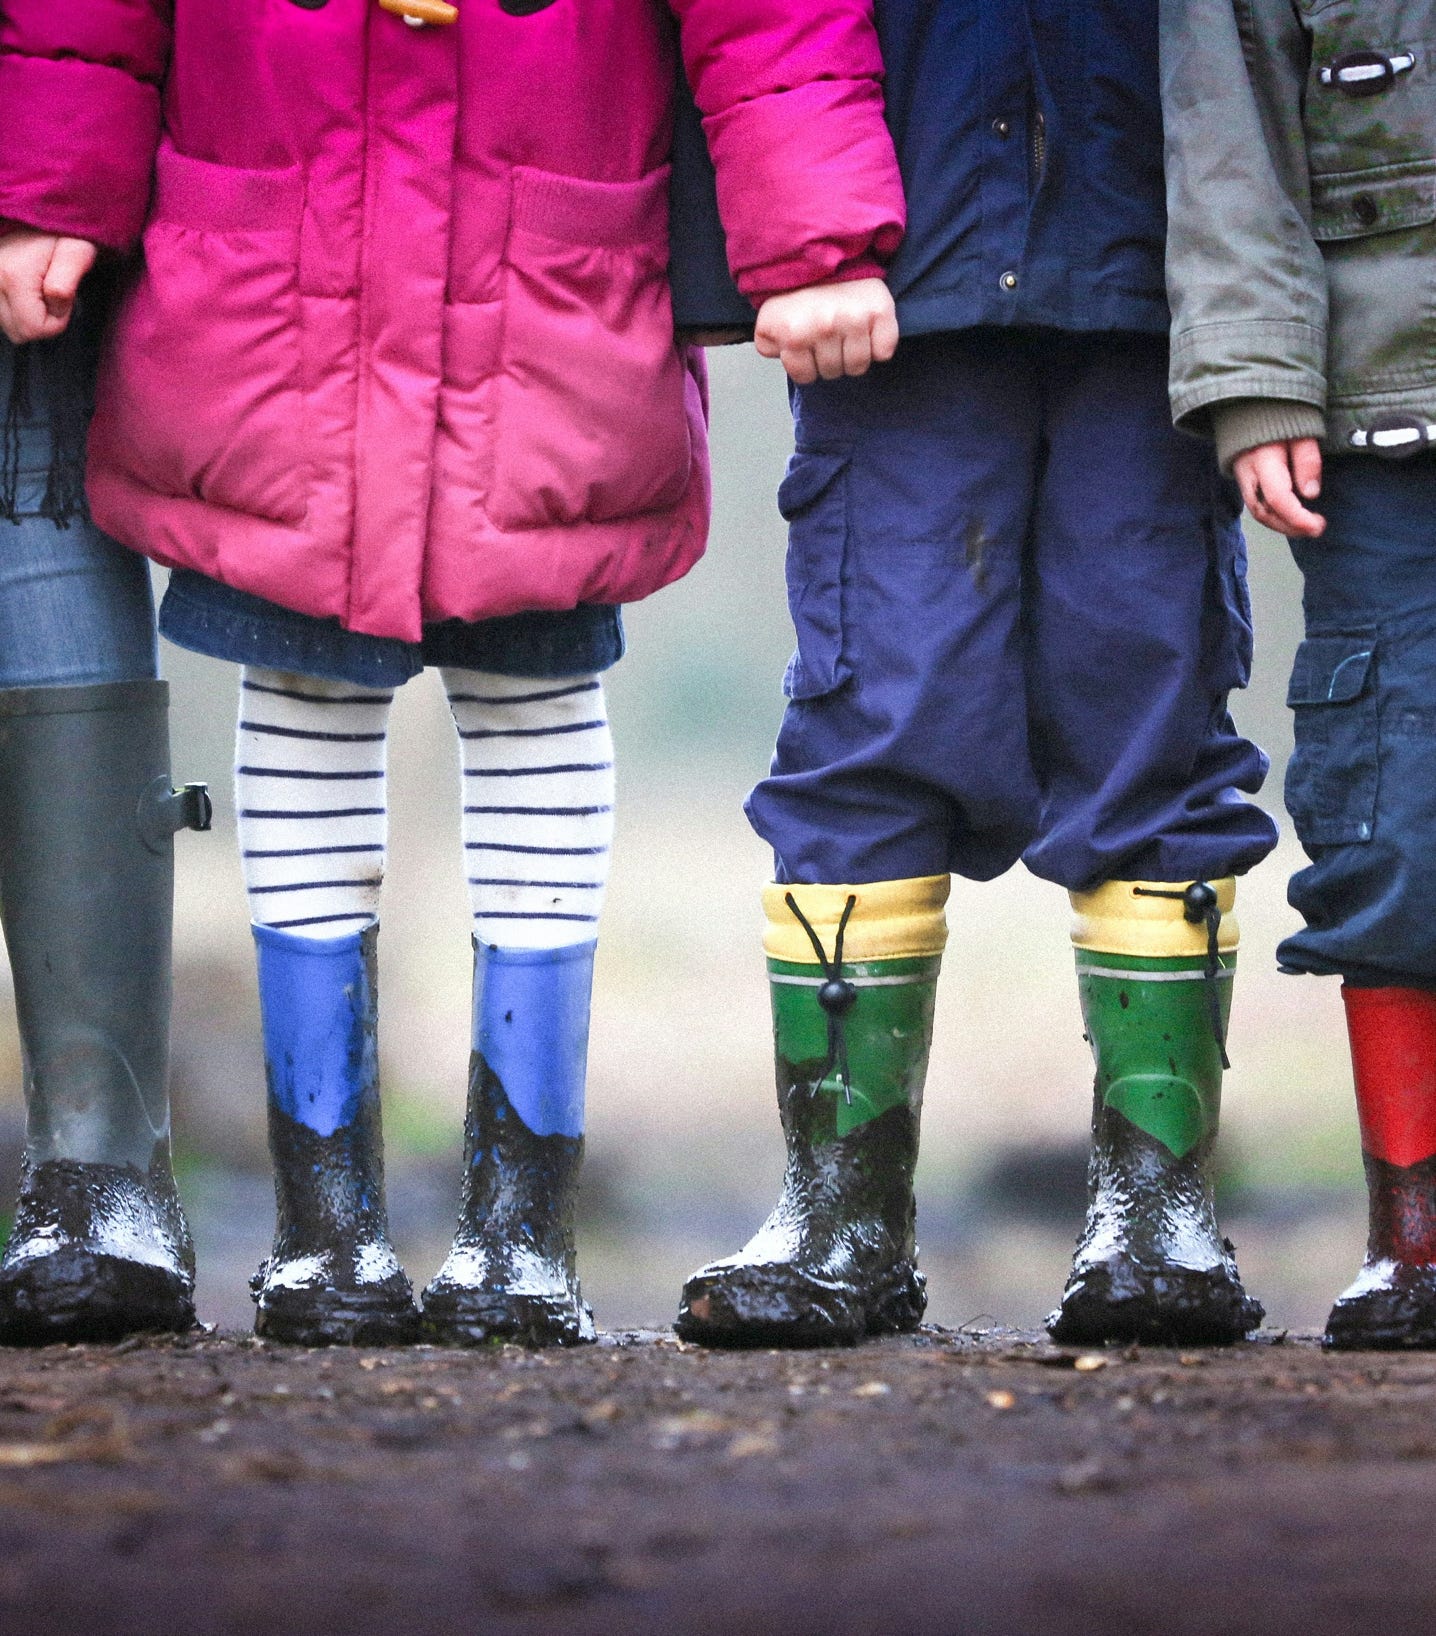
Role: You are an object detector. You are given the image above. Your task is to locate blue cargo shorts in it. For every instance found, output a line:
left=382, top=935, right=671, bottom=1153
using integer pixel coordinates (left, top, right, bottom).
left=746, top=327, right=1279, bottom=891
left=1280, top=454, right=1436, bottom=986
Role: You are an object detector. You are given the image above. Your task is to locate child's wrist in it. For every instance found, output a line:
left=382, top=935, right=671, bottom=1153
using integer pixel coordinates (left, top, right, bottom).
left=1214, top=400, right=1326, bottom=475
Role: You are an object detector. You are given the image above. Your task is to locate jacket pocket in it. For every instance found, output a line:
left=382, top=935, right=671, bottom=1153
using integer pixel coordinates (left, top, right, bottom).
left=488, top=165, right=691, bottom=532
left=1284, top=632, right=1379, bottom=847
left=1304, top=14, right=1436, bottom=241
left=96, top=145, right=308, bottom=525
left=778, top=451, right=852, bottom=701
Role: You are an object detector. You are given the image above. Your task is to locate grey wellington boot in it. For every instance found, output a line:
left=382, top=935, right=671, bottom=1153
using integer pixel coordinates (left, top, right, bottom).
left=0, top=680, right=210, bottom=1345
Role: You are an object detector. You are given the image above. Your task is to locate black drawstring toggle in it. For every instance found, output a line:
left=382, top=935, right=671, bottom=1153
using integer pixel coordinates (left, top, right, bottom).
left=1133, top=882, right=1231, bottom=1070
left=784, top=892, right=858, bottom=1102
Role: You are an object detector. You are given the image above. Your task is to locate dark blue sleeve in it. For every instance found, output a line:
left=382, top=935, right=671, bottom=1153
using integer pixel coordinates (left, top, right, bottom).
left=668, top=61, right=755, bottom=333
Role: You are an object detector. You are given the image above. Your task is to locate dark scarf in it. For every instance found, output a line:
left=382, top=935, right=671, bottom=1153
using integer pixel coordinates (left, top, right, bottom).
left=1, top=261, right=118, bottom=529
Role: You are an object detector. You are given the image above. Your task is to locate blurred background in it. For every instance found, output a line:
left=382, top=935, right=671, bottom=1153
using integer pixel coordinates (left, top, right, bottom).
left=0, top=348, right=1359, bottom=1334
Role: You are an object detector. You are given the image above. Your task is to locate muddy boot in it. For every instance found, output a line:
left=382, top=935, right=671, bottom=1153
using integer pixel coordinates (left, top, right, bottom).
left=422, top=939, right=597, bottom=1347
left=1049, top=878, right=1263, bottom=1346
left=251, top=924, right=419, bottom=1346
left=0, top=680, right=210, bottom=1345
left=677, top=877, right=948, bottom=1347
left=1325, top=986, right=1436, bottom=1350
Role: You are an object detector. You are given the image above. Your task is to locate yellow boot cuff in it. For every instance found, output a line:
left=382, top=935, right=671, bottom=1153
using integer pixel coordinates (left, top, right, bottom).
left=763, top=876, right=950, bottom=964
left=1070, top=877, right=1238, bottom=958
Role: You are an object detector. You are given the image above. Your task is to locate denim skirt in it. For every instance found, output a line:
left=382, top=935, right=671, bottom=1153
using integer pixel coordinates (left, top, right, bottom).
left=159, top=568, right=624, bottom=688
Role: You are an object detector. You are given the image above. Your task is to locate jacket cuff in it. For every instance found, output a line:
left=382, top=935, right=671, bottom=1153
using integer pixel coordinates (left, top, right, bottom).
left=1213, top=400, right=1328, bottom=475
left=705, top=78, right=904, bottom=303
left=0, top=55, right=160, bottom=252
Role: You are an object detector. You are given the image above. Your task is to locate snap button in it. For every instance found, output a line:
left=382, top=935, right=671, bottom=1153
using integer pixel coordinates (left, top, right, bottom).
left=1353, top=193, right=1379, bottom=227
left=1000, top=271, right=1018, bottom=291
left=992, top=118, right=1011, bottom=137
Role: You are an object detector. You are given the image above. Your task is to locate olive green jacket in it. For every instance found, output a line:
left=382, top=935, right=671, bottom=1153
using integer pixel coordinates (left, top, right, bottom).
left=1162, top=0, right=1436, bottom=468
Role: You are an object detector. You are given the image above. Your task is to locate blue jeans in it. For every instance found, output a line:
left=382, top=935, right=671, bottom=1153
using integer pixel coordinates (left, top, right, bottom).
left=1280, top=454, right=1436, bottom=986
left=747, top=329, right=1278, bottom=890
left=0, top=338, right=157, bottom=690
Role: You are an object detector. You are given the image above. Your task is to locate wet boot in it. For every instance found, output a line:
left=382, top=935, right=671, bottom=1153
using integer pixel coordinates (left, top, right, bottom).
left=1325, top=985, right=1436, bottom=1349
left=1049, top=878, right=1263, bottom=1346
left=422, top=939, right=597, bottom=1346
left=250, top=923, right=420, bottom=1345
left=0, top=680, right=210, bottom=1345
left=677, top=877, right=948, bottom=1347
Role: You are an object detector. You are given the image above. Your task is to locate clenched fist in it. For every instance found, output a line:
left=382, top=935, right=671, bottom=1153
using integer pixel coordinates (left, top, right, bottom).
left=0, top=229, right=99, bottom=345
left=754, top=277, right=899, bottom=385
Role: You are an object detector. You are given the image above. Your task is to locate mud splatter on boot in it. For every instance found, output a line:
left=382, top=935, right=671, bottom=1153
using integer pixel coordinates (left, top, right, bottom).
left=421, top=1061, right=594, bottom=1346
left=251, top=924, right=419, bottom=1346
left=677, top=878, right=947, bottom=1348
left=1326, top=1153, right=1436, bottom=1349
left=677, top=1058, right=927, bottom=1347
left=0, top=1146, right=195, bottom=1345
left=1326, top=986, right=1436, bottom=1350
left=1048, top=1107, right=1262, bottom=1346
left=423, top=939, right=597, bottom=1347
left=1049, top=879, right=1262, bottom=1347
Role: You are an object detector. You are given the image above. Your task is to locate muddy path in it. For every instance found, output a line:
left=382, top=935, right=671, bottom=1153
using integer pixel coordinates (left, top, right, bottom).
left=0, top=1327, right=1432, bottom=1635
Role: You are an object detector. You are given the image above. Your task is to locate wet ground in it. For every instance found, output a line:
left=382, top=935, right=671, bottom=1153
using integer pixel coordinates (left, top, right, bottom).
left=0, top=1326, right=1433, bottom=1635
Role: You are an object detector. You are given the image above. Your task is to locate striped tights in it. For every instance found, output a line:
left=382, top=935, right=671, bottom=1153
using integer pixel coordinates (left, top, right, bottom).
left=235, top=666, right=613, bottom=947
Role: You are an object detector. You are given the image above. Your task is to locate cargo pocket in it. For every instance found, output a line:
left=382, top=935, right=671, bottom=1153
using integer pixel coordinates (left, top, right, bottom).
left=95, top=144, right=308, bottom=524
left=778, top=450, right=852, bottom=701
left=489, top=165, right=691, bottom=531
left=1284, top=633, right=1379, bottom=846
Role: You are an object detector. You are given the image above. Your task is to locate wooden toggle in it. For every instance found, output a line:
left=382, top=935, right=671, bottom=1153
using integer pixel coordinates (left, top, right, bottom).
left=379, top=0, right=459, bottom=25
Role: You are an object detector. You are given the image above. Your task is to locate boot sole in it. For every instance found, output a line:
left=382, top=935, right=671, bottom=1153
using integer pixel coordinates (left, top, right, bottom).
left=1047, top=1260, right=1263, bottom=1347
left=1325, top=1286, right=1436, bottom=1350
left=255, top=1285, right=421, bottom=1347
left=0, top=1249, right=196, bottom=1347
left=420, top=1288, right=596, bottom=1348
left=675, top=1261, right=926, bottom=1349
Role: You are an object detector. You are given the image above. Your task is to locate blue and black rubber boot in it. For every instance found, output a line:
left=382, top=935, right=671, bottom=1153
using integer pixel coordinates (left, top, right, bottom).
left=421, top=938, right=597, bottom=1347
left=251, top=923, right=421, bottom=1346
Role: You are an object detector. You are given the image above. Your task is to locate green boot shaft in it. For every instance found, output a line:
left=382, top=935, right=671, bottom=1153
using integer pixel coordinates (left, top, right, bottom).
left=1075, top=952, right=1235, bottom=1159
left=769, top=955, right=939, bottom=1139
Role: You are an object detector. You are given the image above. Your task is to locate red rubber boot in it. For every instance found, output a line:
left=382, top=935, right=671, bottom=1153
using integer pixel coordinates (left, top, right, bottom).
left=1326, top=986, right=1436, bottom=1349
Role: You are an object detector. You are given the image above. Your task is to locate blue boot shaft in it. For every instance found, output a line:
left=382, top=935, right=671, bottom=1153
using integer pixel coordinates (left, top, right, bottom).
left=470, top=938, right=595, bottom=1140
left=254, top=922, right=378, bottom=1138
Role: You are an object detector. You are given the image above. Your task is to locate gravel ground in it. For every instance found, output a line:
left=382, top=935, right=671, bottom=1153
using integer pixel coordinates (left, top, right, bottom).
left=0, top=1326, right=1433, bottom=1635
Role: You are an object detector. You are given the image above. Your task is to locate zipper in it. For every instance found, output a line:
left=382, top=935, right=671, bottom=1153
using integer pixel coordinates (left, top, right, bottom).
left=1031, top=110, right=1047, bottom=187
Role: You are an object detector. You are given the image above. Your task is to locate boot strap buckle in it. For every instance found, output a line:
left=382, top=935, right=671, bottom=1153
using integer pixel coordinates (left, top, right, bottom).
left=138, top=778, right=213, bottom=852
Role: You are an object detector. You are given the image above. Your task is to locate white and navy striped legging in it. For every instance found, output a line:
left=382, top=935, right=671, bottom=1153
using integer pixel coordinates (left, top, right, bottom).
left=234, top=666, right=613, bottom=948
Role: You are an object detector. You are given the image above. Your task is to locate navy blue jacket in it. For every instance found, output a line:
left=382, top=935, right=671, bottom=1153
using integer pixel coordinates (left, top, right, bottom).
left=670, top=0, right=1169, bottom=337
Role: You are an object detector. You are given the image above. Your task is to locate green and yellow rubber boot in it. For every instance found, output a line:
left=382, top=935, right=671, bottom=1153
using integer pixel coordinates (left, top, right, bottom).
left=677, top=877, right=947, bottom=1347
left=1048, top=878, right=1264, bottom=1346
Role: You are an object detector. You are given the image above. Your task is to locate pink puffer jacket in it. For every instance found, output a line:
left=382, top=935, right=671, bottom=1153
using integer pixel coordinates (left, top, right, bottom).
left=0, top=0, right=903, bottom=641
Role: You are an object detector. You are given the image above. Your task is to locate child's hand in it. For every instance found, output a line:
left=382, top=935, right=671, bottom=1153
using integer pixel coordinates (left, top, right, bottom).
left=1232, top=438, right=1326, bottom=538
left=754, top=277, right=899, bottom=385
left=0, top=229, right=99, bottom=345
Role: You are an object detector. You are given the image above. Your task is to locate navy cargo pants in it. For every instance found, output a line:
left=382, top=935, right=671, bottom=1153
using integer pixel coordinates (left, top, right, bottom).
left=1280, top=454, right=1436, bottom=987
left=746, top=328, right=1279, bottom=890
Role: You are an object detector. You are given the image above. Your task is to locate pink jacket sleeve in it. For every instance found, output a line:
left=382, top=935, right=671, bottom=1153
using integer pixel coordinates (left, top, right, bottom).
left=670, top=0, right=905, bottom=302
left=0, top=0, right=172, bottom=251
